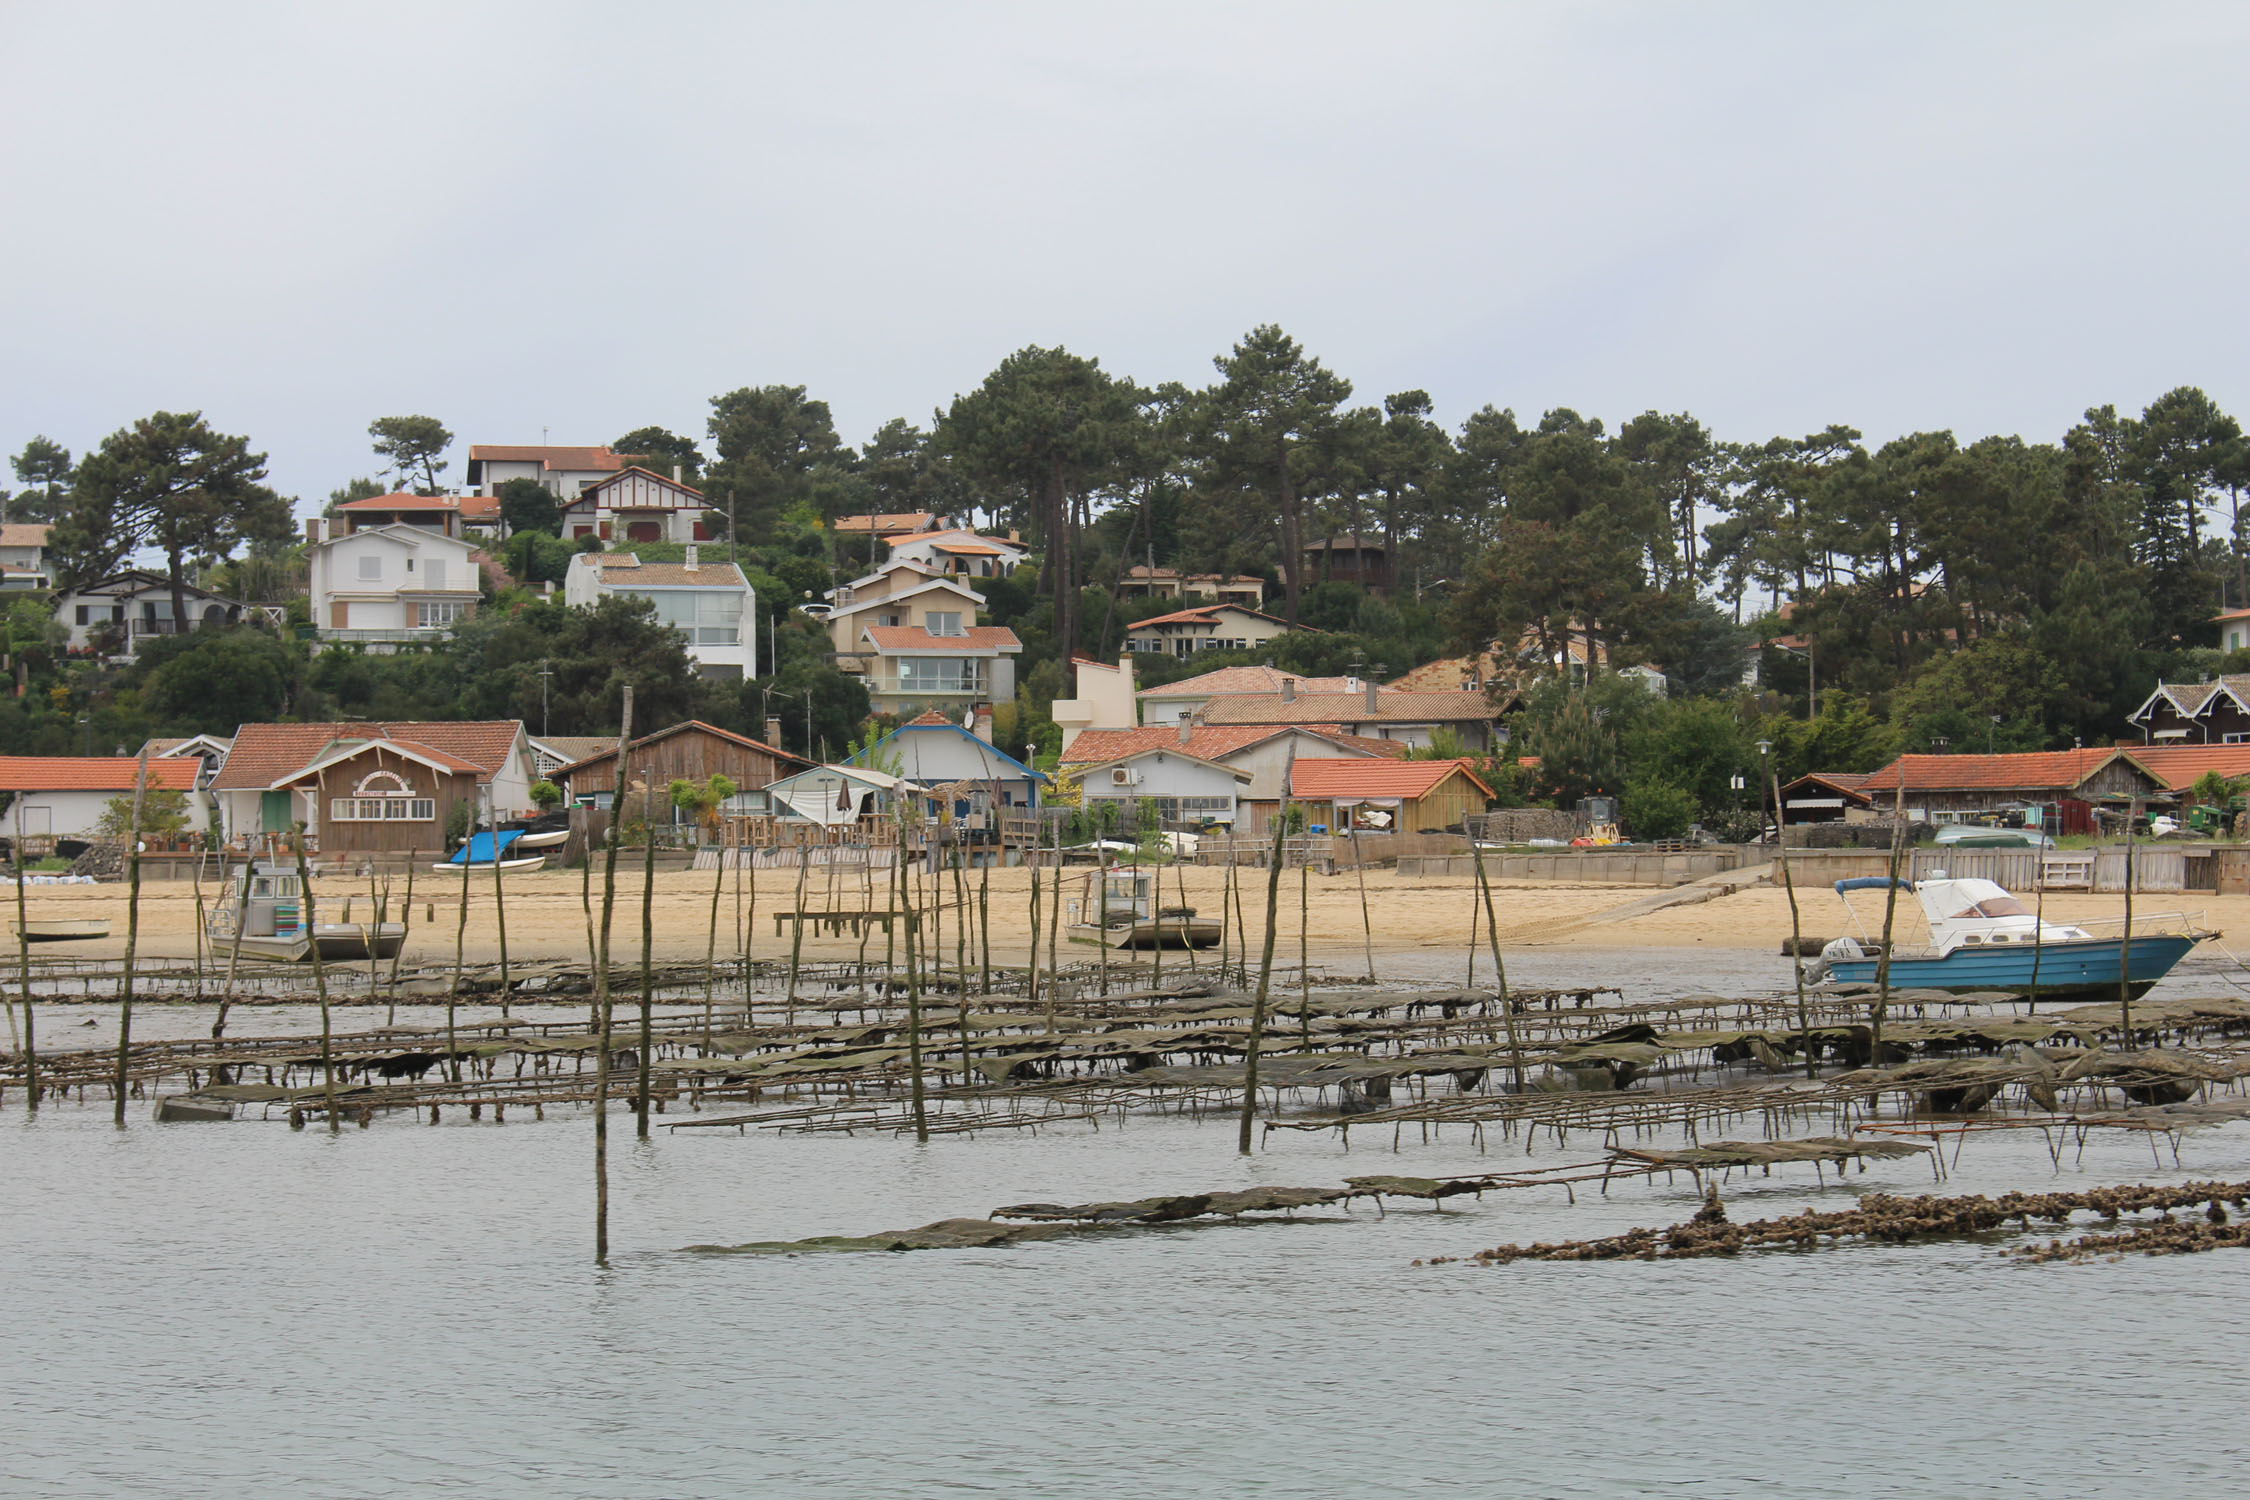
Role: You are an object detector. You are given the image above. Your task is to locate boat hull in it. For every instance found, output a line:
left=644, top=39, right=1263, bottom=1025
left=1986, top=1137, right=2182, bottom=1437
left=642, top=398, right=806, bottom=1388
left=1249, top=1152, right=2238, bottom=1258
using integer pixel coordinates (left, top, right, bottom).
left=15, top=920, right=110, bottom=942
left=1819, top=934, right=2202, bottom=1000
left=430, top=855, right=547, bottom=874
left=1068, top=918, right=1222, bottom=951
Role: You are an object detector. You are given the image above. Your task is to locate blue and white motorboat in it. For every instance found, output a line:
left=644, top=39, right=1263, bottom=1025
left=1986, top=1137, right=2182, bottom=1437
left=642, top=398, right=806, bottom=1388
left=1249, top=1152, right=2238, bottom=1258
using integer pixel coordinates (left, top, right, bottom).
left=431, top=829, right=547, bottom=874
left=1807, top=871, right=2211, bottom=1000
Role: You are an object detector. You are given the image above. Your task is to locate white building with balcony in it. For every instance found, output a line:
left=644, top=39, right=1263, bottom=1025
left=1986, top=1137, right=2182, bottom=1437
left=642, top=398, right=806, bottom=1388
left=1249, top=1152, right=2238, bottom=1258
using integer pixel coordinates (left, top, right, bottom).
left=0, top=524, right=53, bottom=590
left=464, top=444, right=633, bottom=498
left=563, top=548, right=755, bottom=680
left=558, top=467, right=712, bottom=544
left=54, top=570, right=251, bottom=656
left=307, top=523, right=482, bottom=646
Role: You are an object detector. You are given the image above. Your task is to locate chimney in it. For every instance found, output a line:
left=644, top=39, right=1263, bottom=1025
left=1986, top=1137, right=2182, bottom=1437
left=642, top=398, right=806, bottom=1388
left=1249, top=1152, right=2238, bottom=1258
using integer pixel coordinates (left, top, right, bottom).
left=1365, top=678, right=1379, bottom=713
left=972, top=705, right=994, bottom=743
left=672, top=462, right=682, bottom=484
left=541, top=580, right=554, bottom=597
left=1281, top=676, right=1296, bottom=704
left=1176, top=721, right=1192, bottom=746
left=305, top=517, right=321, bottom=546
left=684, top=544, right=699, bottom=572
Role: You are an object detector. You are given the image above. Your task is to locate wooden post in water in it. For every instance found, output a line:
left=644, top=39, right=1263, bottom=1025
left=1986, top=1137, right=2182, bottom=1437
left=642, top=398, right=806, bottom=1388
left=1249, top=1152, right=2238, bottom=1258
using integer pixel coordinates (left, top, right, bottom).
left=703, top=831, right=725, bottom=1049
left=1046, top=816, right=1063, bottom=996
left=1236, top=811, right=1289, bottom=1155
left=951, top=838, right=972, bottom=1084
left=1872, top=769, right=1908, bottom=1066
left=1770, top=759, right=1816, bottom=1080
left=594, top=686, right=634, bottom=1265
left=14, top=795, right=34, bottom=1111
left=1096, top=845, right=1110, bottom=997
left=1352, top=827, right=1376, bottom=983
left=386, top=856, right=416, bottom=1024
left=1177, top=846, right=1198, bottom=978
left=111, top=746, right=151, bottom=1127
left=1230, top=842, right=1249, bottom=989
left=580, top=836, right=598, bottom=1029
left=2028, top=855, right=2047, bottom=1017
left=636, top=784, right=656, bottom=1139
left=446, top=804, right=471, bottom=1083
left=291, top=826, right=341, bottom=1134
left=1027, top=817, right=1044, bottom=1024
left=1297, top=851, right=1310, bottom=1040
left=2119, top=796, right=2137, bottom=1045
left=895, top=833, right=928, bottom=1143
left=1471, top=838, right=1525, bottom=1092
left=782, top=841, right=810, bottom=1028
left=490, top=786, right=511, bottom=1018
left=213, top=850, right=251, bottom=1040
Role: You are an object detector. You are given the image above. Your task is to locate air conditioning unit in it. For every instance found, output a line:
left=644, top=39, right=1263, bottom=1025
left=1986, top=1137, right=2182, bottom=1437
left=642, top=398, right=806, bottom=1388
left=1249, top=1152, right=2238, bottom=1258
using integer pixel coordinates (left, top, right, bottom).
left=1110, top=767, right=1139, bottom=786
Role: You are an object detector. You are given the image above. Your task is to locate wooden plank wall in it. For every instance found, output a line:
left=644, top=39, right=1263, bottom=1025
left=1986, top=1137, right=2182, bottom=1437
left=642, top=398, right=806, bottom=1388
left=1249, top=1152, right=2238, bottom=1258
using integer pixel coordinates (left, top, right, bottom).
left=564, top=725, right=797, bottom=795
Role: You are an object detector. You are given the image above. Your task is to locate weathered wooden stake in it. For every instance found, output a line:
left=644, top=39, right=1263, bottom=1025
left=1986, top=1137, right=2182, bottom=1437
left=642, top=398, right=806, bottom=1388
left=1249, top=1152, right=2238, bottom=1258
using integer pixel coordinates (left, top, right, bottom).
left=1872, top=769, right=1907, bottom=1063
left=292, top=826, right=341, bottom=1134
left=783, top=841, right=810, bottom=1028
left=1236, top=812, right=1289, bottom=1155
left=896, top=836, right=928, bottom=1143
left=1471, top=840, right=1525, bottom=1092
left=1771, top=765, right=1816, bottom=1079
left=703, top=829, right=725, bottom=1049
left=213, top=849, right=251, bottom=1040
left=491, top=788, right=512, bottom=1018
left=112, top=746, right=150, bottom=1127
left=636, top=787, right=656, bottom=1139
left=13, top=794, right=34, bottom=1110
left=446, top=805, right=471, bottom=1083
left=595, top=685, right=634, bottom=1265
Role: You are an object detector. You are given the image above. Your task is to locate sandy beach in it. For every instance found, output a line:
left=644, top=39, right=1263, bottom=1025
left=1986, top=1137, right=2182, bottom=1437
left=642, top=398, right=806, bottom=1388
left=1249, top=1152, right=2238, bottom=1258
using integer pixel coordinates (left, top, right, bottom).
left=9, top=863, right=2238, bottom=969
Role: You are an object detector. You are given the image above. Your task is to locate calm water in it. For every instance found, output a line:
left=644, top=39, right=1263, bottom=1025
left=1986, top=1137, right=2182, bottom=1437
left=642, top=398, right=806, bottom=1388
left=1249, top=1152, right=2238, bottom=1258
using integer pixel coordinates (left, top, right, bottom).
left=7, top=949, right=2248, bottom=1498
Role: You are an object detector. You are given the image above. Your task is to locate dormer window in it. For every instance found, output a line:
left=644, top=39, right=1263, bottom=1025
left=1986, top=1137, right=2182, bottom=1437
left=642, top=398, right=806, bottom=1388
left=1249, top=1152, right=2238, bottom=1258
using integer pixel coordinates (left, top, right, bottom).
left=927, top=611, right=963, bottom=637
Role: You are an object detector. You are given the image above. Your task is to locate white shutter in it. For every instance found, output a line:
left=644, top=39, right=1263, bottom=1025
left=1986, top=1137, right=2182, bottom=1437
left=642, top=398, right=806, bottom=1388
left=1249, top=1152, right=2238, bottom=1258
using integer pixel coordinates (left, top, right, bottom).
left=425, top=558, right=447, bottom=590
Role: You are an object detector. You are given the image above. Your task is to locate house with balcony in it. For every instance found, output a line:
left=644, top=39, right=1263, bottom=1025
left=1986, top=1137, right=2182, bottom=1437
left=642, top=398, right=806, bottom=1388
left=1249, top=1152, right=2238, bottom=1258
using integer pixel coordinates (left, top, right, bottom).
left=465, top=444, right=634, bottom=498
left=307, top=522, right=483, bottom=646
left=881, top=526, right=1029, bottom=581
left=558, top=466, right=713, bottom=544
left=330, top=492, right=502, bottom=539
left=0, top=524, right=53, bottom=590
left=1303, top=534, right=1394, bottom=592
left=823, top=564, right=984, bottom=655
left=1117, top=565, right=1265, bottom=607
left=856, top=618, right=1019, bottom=717
left=1124, top=603, right=1306, bottom=659
left=54, top=570, right=251, bottom=656
left=563, top=548, right=755, bottom=680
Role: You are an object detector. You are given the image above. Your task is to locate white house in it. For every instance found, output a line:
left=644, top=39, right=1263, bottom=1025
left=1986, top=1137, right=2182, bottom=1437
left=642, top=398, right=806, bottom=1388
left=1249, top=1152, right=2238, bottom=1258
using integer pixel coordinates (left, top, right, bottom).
left=1124, top=603, right=1305, bottom=659
left=465, top=444, right=633, bottom=498
left=1070, top=746, right=1251, bottom=827
left=307, top=522, right=483, bottom=643
left=882, top=527, right=1029, bottom=581
left=1061, top=723, right=1399, bottom=833
left=0, top=524, right=52, bottom=590
left=0, top=755, right=209, bottom=840
left=852, top=711, right=1046, bottom=810
left=558, top=467, right=713, bottom=544
left=54, top=570, right=251, bottom=656
left=563, top=549, right=755, bottom=680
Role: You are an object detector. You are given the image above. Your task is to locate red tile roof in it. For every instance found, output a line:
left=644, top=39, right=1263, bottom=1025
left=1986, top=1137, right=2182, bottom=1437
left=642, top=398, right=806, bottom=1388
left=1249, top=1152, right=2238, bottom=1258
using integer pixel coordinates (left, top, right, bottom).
left=0, top=757, right=200, bottom=793
left=0, top=523, right=51, bottom=548
left=1137, top=666, right=1358, bottom=699
left=1198, top=690, right=1502, bottom=727
left=2118, top=744, right=2250, bottom=792
left=1130, top=603, right=1298, bottom=630
left=339, top=492, right=500, bottom=519
left=1858, top=749, right=2144, bottom=794
left=583, top=466, right=705, bottom=500
left=210, top=722, right=524, bottom=791
left=905, top=710, right=955, bottom=727
left=1288, top=757, right=1494, bottom=800
left=469, top=444, right=629, bottom=472
left=1061, top=724, right=1407, bottom=765
left=836, top=512, right=943, bottom=535
left=862, top=624, right=1022, bottom=652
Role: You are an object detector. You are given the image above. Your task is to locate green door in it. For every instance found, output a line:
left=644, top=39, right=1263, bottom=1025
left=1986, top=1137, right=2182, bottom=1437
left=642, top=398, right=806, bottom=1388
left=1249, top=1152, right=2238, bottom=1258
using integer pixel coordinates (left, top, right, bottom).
left=260, top=790, right=292, bottom=833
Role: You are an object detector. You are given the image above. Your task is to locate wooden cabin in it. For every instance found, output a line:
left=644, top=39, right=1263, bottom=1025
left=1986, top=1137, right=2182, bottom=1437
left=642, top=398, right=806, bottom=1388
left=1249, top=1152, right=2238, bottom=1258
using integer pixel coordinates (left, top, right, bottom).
left=270, top=738, right=485, bottom=856
left=1286, top=757, right=1494, bottom=834
left=552, top=720, right=812, bottom=822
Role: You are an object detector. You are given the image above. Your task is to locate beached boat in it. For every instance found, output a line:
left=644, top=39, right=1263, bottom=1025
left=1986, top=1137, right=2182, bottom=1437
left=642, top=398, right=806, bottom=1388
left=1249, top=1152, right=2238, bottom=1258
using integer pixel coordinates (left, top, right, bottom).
left=13, top=918, right=111, bottom=942
left=431, top=830, right=547, bottom=874
left=207, top=857, right=405, bottom=962
left=510, top=827, right=569, bottom=850
left=1806, top=871, right=2212, bottom=1000
left=1065, top=866, right=1220, bottom=950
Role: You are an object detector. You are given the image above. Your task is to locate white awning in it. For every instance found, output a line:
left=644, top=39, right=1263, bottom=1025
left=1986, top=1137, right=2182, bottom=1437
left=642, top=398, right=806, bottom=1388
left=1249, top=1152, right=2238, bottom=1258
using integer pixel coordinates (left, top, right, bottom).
left=1330, top=795, right=1405, bottom=809
left=2153, top=728, right=2190, bottom=740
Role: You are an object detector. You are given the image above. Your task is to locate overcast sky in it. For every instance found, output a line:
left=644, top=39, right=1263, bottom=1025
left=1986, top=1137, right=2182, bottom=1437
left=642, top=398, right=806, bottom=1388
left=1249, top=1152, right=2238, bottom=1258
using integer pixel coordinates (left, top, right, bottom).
left=3, top=2, right=2244, bottom=513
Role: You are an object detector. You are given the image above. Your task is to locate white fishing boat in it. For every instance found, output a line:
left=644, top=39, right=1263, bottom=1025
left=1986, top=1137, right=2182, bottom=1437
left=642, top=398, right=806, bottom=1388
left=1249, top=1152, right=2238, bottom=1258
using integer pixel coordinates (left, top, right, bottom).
left=1065, top=866, right=1219, bottom=950
left=207, top=857, right=405, bottom=962
left=13, top=918, right=111, bottom=942
left=511, top=828, right=569, bottom=850
left=431, top=830, right=547, bottom=874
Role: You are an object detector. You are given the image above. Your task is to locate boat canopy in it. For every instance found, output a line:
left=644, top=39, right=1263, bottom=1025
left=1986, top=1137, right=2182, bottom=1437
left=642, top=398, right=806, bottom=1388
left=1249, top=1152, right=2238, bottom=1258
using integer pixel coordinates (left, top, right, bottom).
left=1833, top=876, right=1914, bottom=895
left=447, top=830, right=525, bottom=865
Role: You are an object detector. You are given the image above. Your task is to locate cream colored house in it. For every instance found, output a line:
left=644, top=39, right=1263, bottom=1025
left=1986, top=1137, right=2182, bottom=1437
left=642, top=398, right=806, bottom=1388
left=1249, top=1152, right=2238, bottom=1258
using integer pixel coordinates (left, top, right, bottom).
left=1124, top=603, right=1303, bottom=659
left=307, top=522, right=482, bottom=644
left=1052, top=656, right=1139, bottom=752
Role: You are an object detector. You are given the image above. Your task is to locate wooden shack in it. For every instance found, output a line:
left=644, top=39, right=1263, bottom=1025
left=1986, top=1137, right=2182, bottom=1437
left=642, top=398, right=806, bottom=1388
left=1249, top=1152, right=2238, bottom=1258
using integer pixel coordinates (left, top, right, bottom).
left=1287, top=757, right=1494, bottom=834
left=271, top=738, right=484, bottom=856
left=552, top=720, right=812, bottom=822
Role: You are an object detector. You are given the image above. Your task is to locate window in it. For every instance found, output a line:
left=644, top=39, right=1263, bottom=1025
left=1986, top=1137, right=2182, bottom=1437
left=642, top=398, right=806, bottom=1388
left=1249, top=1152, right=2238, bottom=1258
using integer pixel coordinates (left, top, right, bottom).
left=876, top=612, right=901, bottom=628
left=331, top=770, right=435, bottom=821
left=405, top=557, right=415, bottom=572
left=926, top=611, right=963, bottom=637
left=899, top=658, right=986, bottom=694
left=619, top=588, right=742, bottom=645
left=417, top=601, right=468, bottom=628
left=358, top=555, right=382, bottom=581
left=74, top=605, right=89, bottom=625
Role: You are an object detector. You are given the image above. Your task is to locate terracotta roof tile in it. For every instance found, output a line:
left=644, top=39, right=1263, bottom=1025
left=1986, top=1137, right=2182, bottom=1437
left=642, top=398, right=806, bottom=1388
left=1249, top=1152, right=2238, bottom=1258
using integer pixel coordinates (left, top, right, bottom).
left=1198, top=690, right=1501, bottom=726
left=1858, top=749, right=2143, bottom=794
left=862, top=624, right=1022, bottom=652
left=210, top=722, right=524, bottom=791
left=0, top=524, right=50, bottom=548
left=1137, top=666, right=1357, bottom=699
left=468, top=444, right=629, bottom=472
left=2119, top=744, right=2250, bottom=792
left=1129, top=603, right=1298, bottom=630
left=552, top=719, right=808, bottom=777
left=0, top=757, right=200, bottom=793
left=1288, top=757, right=1493, bottom=800
left=835, top=512, right=943, bottom=534
left=338, top=492, right=500, bottom=519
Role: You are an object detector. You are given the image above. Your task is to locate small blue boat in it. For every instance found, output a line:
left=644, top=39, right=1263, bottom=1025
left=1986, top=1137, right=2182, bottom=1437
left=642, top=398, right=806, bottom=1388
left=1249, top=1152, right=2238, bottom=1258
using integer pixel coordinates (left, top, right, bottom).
left=432, top=829, right=547, bottom=874
left=1807, top=873, right=2211, bottom=1001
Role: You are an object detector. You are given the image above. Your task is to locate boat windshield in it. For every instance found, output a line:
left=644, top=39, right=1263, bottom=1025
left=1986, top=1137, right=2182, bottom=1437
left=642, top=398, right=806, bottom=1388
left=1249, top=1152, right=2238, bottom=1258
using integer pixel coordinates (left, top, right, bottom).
left=1950, top=896, right=2032, bottom=918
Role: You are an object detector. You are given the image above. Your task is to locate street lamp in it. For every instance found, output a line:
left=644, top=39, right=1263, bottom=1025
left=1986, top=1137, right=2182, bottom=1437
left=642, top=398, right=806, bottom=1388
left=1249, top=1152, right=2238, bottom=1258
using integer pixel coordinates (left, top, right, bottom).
left=1755, top=739, right=1773, bottom=843
left=1987, top=713, right=2001, bottom=755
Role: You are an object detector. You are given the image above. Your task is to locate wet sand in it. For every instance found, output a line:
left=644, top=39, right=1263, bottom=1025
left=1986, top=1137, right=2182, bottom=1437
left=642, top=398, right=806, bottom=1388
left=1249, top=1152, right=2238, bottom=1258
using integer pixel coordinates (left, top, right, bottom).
left=8, top=863, right=2239, bottom=968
